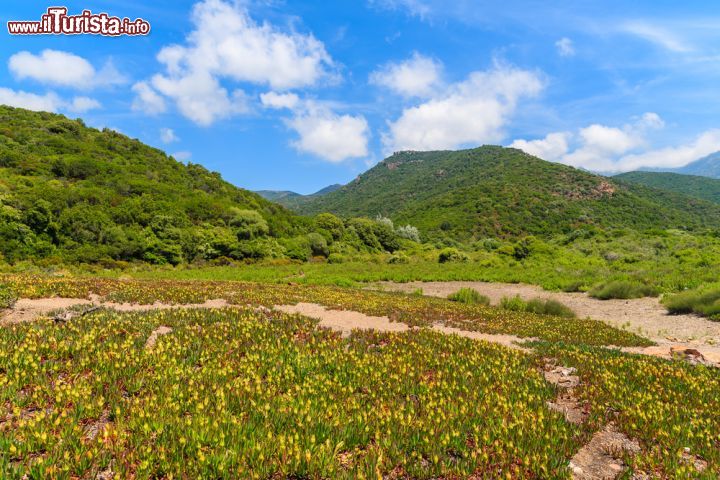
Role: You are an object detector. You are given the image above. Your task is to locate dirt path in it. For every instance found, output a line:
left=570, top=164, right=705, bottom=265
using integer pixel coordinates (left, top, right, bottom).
left=0, top=297, right=230, bottom=325
left=275, top=303, right=533, bottom=351
left=374, top=281, right=720, bottom=365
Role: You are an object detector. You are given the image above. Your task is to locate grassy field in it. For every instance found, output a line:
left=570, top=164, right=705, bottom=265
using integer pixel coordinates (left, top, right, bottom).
left=0, top=276, right=717, bottom=478
left=57, top=229, right=714, bottom=298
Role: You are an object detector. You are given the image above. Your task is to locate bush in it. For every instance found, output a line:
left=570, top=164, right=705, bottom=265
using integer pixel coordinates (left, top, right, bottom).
left=499, top=295, right=576, bottom=318
left=387, top=252, right=409, bottom=264
left=230, top=210, right=269, bottom=240
left=315, top=213, right=344, bottom=241
left=307, top=233, right=329, bottom=258
left=327, top=253, right=345, bottom=264
left=589, top=281, right=658, bottom=300
left=438, top=248, right=468, bottom=263
left=663, top=287, right=720, bottom=319
left=525, top=298, right=576, bottom=318
left=448, top=288, right=490, bottom=306
left=396, top=225, right=421, bottom=242
left=500, top=295, right=527, bottom=312
left=0, top=284, right=17, bottom=309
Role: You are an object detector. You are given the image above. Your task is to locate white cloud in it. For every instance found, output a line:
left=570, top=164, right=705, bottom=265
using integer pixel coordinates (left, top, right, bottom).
left=510, top=132, right=570, bottom=161
left=509, top=112, right=719, bottom=172
left=619, top=130, right=720, bottom=171
left=287, top=102, right=370, bottom=162
left=369, top=0, right=432, bottom=18
left=621, top=22, right=692, bottom=53
left=172, top=151, right=192, bottom=161
left=383, top=63, right=543, bottom=152
left=555, top=37, right=575, bottom=57
left=0, top=88, right=63, bottom=112
left=160, top=128, right=179, bottom=143
left=370, top=52, right=442, bottom=97
left=131, top=82, right=167, bottom=115
left=135, top=0, right=333, bottom=125
left=260, top=91, right=300, bottom=109
left=8, top=49, right=125, bottom=88
left=67, top=96, right=101, bottom=113
left=0, top=88, right=101, bottom=114
left=151, top=70, right=248, bottom=126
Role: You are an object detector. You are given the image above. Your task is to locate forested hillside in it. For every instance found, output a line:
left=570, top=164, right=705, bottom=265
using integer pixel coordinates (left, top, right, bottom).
left=299, top=146, right=720, bottom=239
left=615, top=171, right=720, bottom=204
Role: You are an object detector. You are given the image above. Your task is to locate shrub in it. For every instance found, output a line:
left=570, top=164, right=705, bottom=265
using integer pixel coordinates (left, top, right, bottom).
left=387, top=252, right=409, bottom=264
left=525, top=298, right=576, bottom=318
left=663, top=287, right=720, bottom=319
left=315, top=213, right=344, bottom=241
left=230, top=210, right=269, bottom=240
left=0, top=284, right=17, bottom=309
left=327, top=253, right=345, bottom=264
left=438, top=248, right=468, bottom=263
left=500, top=295, right=527, bottom=312
left=396, top=225, right=421, bottom=242
left=589, top=281, right=658, bottom=300
left=448, top=288, right=490, bottom=306
left=307, top=233, right=329, bottom=258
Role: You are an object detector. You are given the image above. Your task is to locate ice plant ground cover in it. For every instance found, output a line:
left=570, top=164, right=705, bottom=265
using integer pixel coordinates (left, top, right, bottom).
left=0, top=276, right=717, bottom=478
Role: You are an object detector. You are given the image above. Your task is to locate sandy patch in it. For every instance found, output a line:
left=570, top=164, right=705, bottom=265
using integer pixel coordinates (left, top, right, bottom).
left=0, top=297, right=231, bottom=325
left=374, top=281, right=720, bottom=364
left=0, top=297, right=92, bottom=325
left=569, top=424, right=640, bottom=480
left=145, top=326, right=173, bottom=349
left=275, top=302, right=532, bottom=351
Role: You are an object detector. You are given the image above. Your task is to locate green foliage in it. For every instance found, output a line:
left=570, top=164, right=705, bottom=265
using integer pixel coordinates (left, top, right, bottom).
left=314, top=212, right=344, bottom=240
left=589, top=280, right=658, bottom=300
left=500, top=295, right=527, bottom=312
left=616, top=171, right=720, bottom=204
left=387, top=252, right=409, bottom=264
left=0, top=284, right=17, bottom=309
left=0, top=106, right=302, bottom=265
left=663, top=286, right=720, bottom=320
left=447, top=288, right=490, bottom=305
left=438, top=248, right=468, bottom=263
left=298, top=146, right=720, bottom=239
left=499, top=295, right=576, bottom=318
left=230, top=209, right=269, bottom=239
left=306, top=232, right=329, bottom=258
left=396, top=224, right=421, bottom=242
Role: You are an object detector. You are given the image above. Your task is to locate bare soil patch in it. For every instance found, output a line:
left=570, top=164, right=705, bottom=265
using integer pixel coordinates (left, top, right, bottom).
left=569, top=423, right=640, bottom=480
left=0, top=297, right=231, bottom=325
left=275, top=303, right=532, bottom=350
left=374, top=281, right=720, bottom=366
left=145, top=326, right=173, bottom=349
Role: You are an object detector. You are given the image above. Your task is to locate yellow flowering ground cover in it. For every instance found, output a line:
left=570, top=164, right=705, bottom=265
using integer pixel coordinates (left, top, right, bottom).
left=1, top=276, right=650, bottom=347
left=1, top=308, right=580, bottom=479
left=534, top=343, right=720, bottom=479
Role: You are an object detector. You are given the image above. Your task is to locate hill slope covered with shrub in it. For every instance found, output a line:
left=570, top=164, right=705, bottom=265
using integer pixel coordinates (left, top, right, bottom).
left=0, top=106, right=309, bottom=265
left=615, top=171, right=720, bottom=204
left=298, top=146, right=720, bottom=239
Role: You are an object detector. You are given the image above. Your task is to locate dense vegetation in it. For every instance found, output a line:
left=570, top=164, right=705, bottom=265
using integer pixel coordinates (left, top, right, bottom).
left=256, top=184, right=342, bottom=210
left=0, top=107, right=406, bottom=266
left=615, top=171, right=720, bottom=204
left=0, top=276, right=716, bottom=478
left=298, top=147, right=720, bottom=240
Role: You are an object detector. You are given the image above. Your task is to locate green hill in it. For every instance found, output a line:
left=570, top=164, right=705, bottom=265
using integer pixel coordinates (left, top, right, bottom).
left=615, top=171, right=720, bottom=204
left=256, top=184, right=343, bottom=209
left=0, top=106, right=305, bottom=265
left=298, top=146, right=720, bottom=239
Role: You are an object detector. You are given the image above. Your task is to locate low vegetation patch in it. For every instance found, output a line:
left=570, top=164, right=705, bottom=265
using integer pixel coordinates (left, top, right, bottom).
left=663, top=285, right=720, bottom=320
left=447, top=288, right=490, bottom=305
left=588, top=280, right=658, bottom=300
left=0, top=284, right=17, bottom=309
left=500, top=295, right=576, bottom=318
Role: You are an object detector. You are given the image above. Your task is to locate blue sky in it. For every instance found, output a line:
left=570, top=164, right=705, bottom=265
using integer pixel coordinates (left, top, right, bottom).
left=2, top=1, right=720, bottom=193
